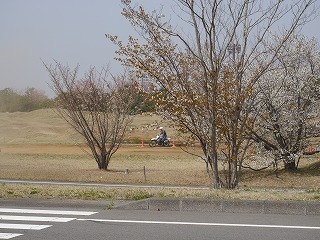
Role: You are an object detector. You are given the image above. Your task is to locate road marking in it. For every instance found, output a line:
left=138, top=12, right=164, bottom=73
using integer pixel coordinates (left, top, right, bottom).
left=0, top=233, right=23, bottom=239
left=0, top=207, right=93, bottom=239
left=0, top=208, right=97, bottom=216
left=77, top=219, right=320, bottom=230
left=0, top=223, right=51, bottom=230
left=0, top=215, right=75, bottom=222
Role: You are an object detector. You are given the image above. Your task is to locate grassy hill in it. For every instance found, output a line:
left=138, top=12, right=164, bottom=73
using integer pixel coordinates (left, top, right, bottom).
left=0, top=109, right=78, bottom=144
left=0, top=109, right=172, bottom=145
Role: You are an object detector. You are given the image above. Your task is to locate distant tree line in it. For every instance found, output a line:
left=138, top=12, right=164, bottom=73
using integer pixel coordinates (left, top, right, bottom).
left=0, top=86, right=154, bottom=113
left=0, top=87, right=54, bottom=112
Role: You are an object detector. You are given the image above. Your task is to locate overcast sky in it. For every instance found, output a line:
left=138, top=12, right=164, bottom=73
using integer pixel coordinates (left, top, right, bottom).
left=0, top=0, right=319, bottom=98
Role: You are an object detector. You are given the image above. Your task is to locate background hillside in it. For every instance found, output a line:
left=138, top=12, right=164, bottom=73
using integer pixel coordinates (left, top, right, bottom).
left=0, top=109, right=173, bottom=145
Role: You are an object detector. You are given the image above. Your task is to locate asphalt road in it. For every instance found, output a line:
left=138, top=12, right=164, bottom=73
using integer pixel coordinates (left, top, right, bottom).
left=0, top=199, right=320, bottom=240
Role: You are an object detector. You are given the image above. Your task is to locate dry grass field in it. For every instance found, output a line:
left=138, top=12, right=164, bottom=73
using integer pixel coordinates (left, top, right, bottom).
left=0, top=144, right=206, bottom=186
left=0, top=109, right=173, bottom=145
left=0, top=109, right=319, bottom=201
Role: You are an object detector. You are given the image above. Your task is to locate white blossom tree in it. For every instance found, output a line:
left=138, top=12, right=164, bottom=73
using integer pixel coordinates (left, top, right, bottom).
left=248, top=34, right=320, bottom=170
left=108, top=0, right=317, bottom=188
left=44, top=61, right=135, bottom=170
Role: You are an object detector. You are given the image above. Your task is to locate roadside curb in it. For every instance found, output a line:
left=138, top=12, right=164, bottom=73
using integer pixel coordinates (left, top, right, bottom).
left=114, top=198, right=320, bottom=216
left=1, top=197, right=319, bottom=216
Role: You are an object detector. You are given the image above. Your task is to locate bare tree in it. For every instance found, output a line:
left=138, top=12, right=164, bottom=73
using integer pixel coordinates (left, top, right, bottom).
left=108, top=0, right=316, bottom=188
left=44, top=61, right=135, bottom=170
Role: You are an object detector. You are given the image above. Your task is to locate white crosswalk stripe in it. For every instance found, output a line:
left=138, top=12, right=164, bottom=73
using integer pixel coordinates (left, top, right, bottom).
left=0, top=207, right=97, bottom=239
left=0, top=215, right=75, bottom=222
left=0, top=223, right=51, bottom=230
left=0, top=208, right=97, bottom=216
left=0, top=233, right=23, bottom=240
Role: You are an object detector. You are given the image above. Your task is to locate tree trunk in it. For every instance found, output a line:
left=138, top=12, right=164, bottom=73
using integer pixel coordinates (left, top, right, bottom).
left=284, top=161, right=297, bottom=171
left=100, top=156, right=107, bottom=170
left=99, top=148, right=110, bottom=170
left=206, top=152, right=222, bottom=189
left=282, top=153, right=298, bottom=171
left=225, top=157, right=239, bottom=189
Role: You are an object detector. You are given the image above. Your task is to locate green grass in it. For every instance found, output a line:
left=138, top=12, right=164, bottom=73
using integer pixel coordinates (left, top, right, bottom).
left=1, top=183, right=319, bottom=202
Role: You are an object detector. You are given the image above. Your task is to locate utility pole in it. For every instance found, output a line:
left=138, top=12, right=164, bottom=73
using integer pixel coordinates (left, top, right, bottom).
left=227, top=43, right=241, bottom=61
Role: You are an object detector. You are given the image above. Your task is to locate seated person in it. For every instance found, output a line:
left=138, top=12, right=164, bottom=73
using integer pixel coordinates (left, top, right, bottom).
left=159, top=127, right=167, bottom=144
